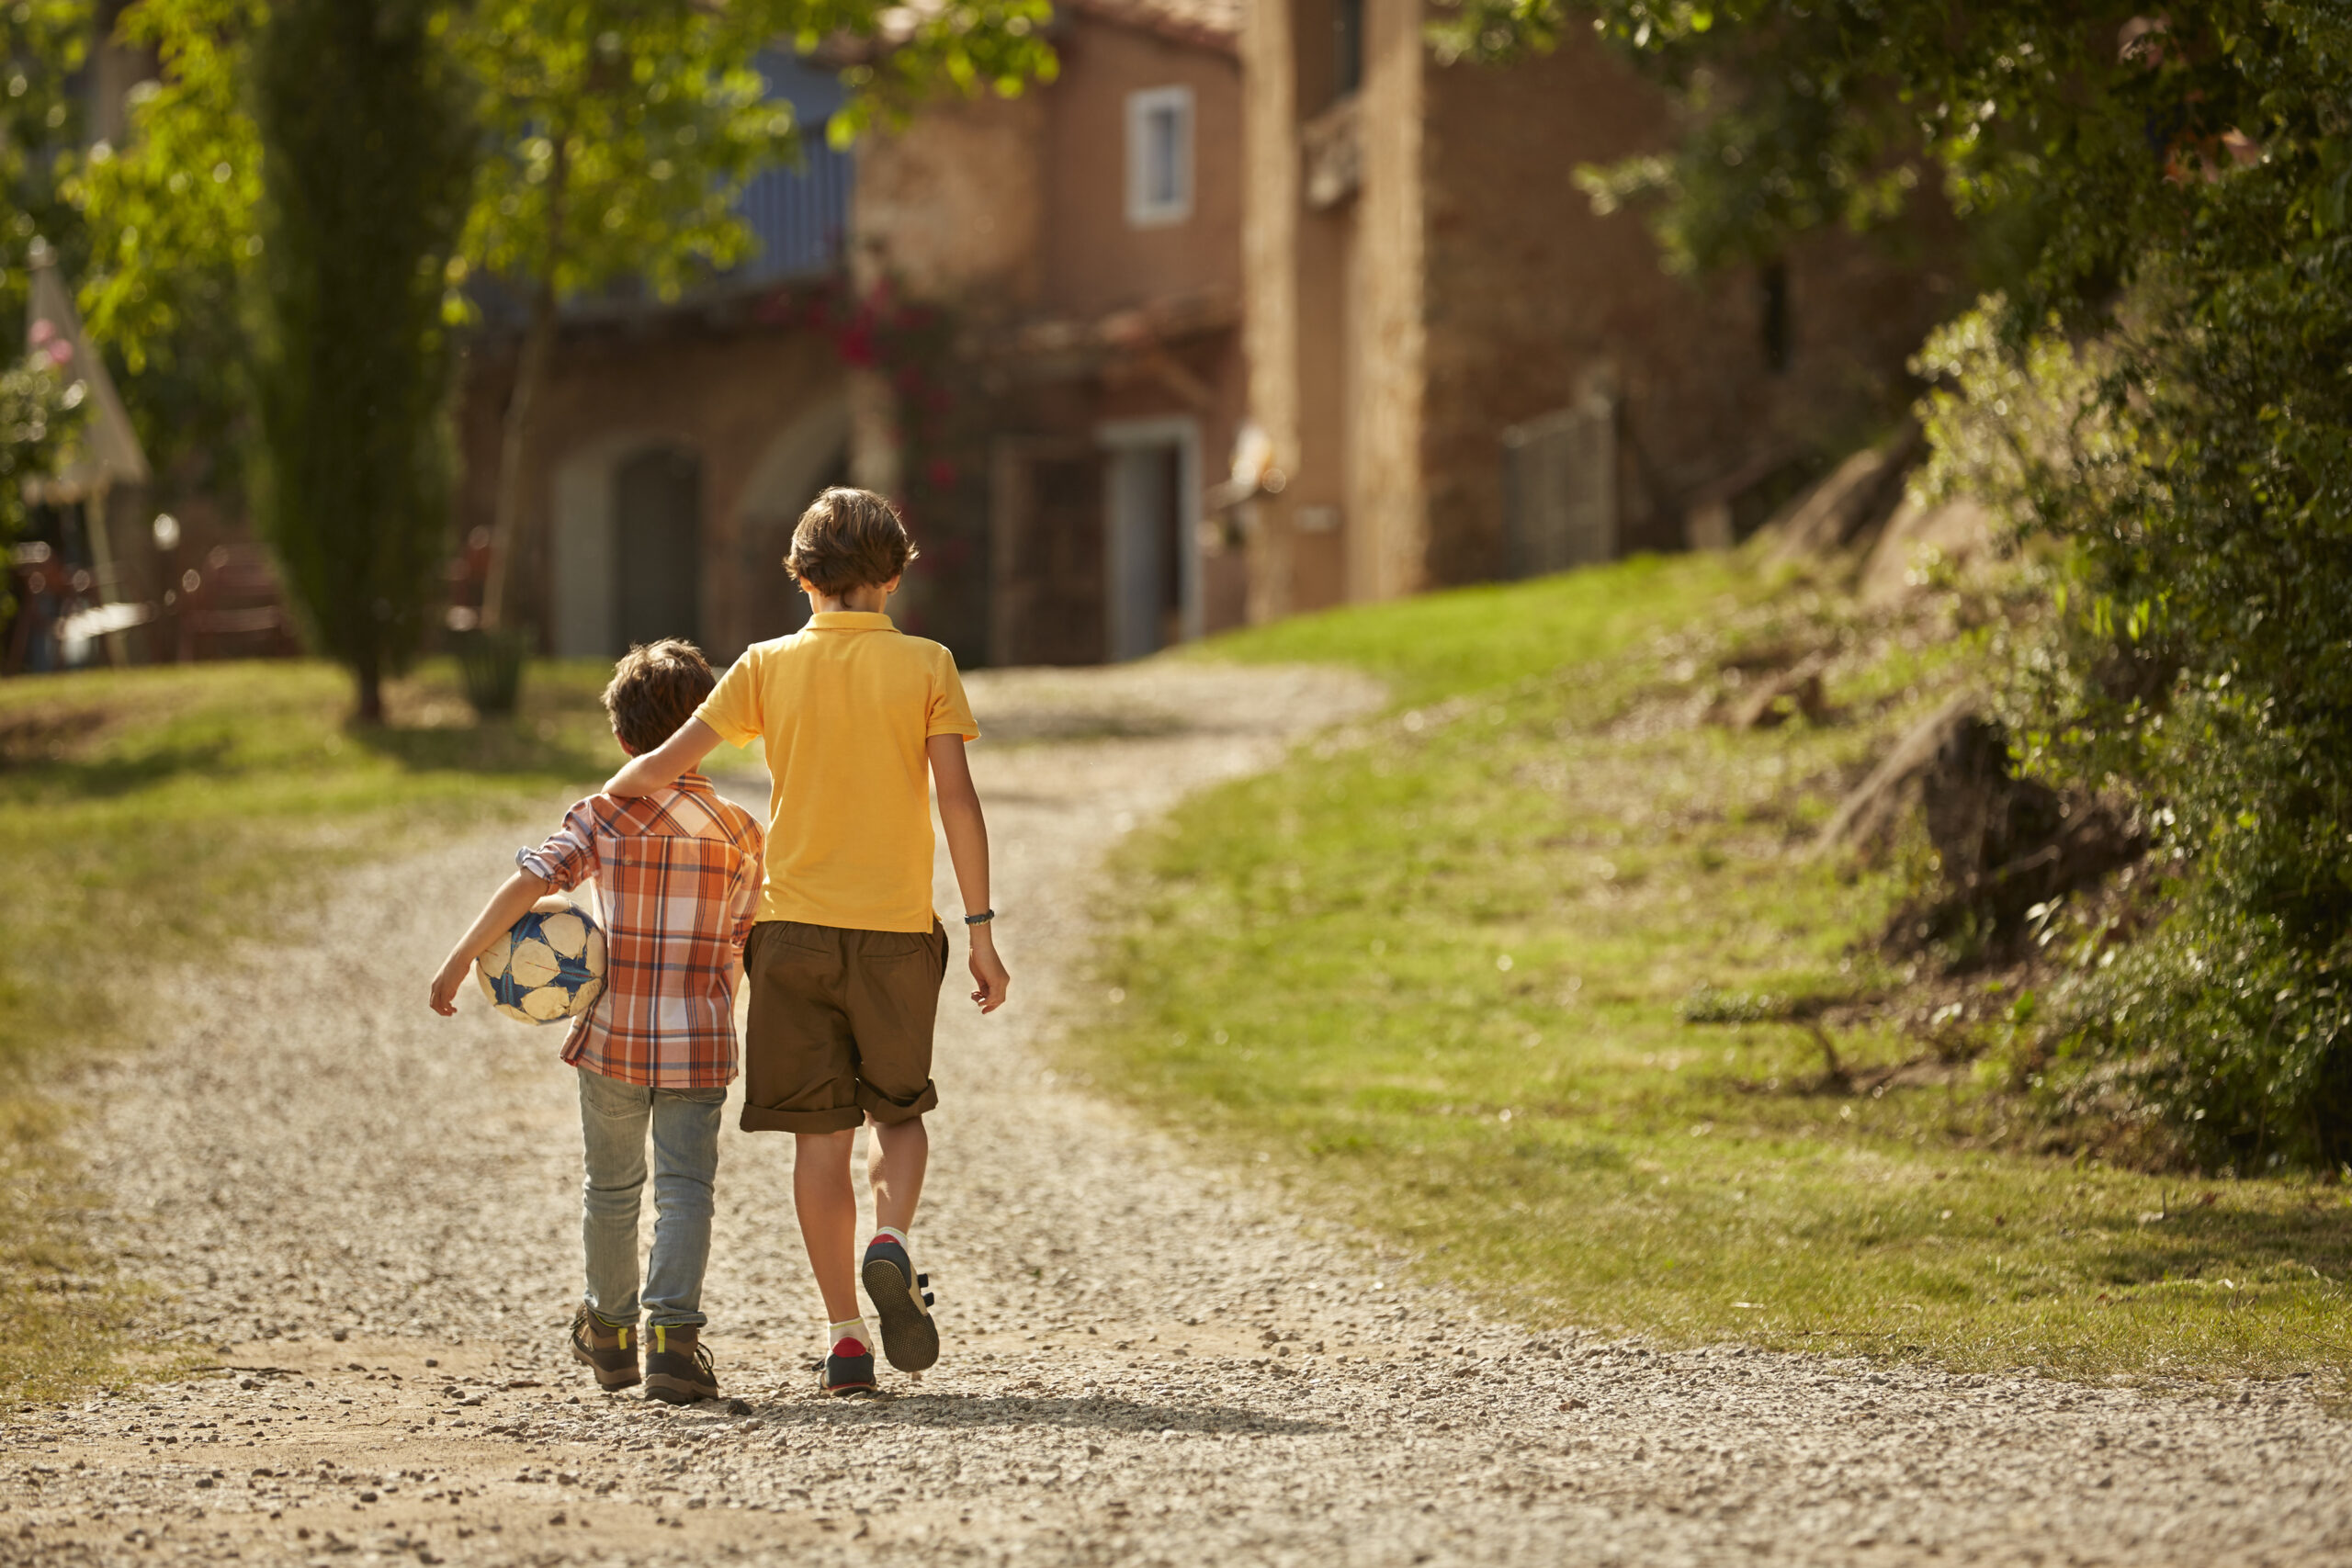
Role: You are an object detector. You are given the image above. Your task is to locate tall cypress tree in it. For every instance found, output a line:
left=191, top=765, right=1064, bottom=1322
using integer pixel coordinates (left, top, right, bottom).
left=249, top=0, right=474, bottom=722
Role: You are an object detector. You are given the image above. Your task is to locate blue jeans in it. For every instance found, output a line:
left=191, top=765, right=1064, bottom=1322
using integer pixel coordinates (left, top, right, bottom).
left=576, top=1067, right=725, bottom=1330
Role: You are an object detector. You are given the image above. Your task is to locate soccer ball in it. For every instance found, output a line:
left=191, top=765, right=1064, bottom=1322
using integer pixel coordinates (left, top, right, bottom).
left=476, top=901, right=607, bottom=1025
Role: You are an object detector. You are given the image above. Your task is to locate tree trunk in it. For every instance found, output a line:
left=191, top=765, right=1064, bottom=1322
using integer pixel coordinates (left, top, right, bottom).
left=478, top=135, right=567, bottom=636
left=479, top=282, right=558, bottom=634
left=355, top=660, right=384, bottom=726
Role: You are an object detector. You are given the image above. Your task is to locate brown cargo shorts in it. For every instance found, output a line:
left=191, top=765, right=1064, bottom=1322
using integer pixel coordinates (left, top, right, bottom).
left=739, top=919, right=948, bottom=1134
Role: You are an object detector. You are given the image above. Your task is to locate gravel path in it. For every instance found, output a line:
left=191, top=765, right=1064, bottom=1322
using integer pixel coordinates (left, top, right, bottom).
left=7, top=660, right=2349, bottom=1568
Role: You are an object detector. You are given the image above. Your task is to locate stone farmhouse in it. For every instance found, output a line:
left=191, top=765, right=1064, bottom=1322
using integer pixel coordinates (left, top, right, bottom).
left=467, top=0, right=1951, bottom=669
left=462, top=3, right=1249, bottom=669
left=1235, top=0, right=1957, bottom=618
left=851, top=0, right=1251, bottom=666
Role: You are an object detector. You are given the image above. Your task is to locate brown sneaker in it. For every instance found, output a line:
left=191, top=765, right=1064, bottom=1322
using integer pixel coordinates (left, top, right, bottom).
left=643, top=1324, right=718, bottom=1405
left=570, top=1306, right=639, bottom=1391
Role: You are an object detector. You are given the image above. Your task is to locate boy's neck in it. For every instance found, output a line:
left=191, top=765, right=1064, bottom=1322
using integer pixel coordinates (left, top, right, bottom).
left=805, top=582, right=893, bottom=615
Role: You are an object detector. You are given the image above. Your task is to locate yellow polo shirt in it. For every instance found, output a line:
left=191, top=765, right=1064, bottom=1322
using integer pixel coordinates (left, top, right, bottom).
left=694, top=612, right=978, bottom=933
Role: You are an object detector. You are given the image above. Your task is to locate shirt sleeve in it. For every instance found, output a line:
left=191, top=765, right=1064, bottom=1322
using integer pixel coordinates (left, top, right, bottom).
left=517, top=799, right=599, bottom=893
left=928, top=649, right=979, bottom=740
left=694, top=647, right=765, bottom=749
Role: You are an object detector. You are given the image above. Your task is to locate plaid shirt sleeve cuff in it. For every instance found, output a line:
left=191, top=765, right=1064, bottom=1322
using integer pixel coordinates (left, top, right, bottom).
left=517, top=801, right=598, bottom=892
left=515, top=845, right=568, bottom=887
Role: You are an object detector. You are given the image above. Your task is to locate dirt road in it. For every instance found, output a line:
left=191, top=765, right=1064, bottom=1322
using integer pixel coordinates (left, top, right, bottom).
left=7, top=661, right=2348, bottom=1567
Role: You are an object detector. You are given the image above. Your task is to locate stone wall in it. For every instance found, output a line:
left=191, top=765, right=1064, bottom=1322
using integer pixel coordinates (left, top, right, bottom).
left=1419, top=34, right=1959, bottom=585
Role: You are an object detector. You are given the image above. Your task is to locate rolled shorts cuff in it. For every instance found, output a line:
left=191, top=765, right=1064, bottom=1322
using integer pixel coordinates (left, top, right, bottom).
left=739, top=1102, right=865, bottom=1134
left=856, top=1078, right=939, bottom=1126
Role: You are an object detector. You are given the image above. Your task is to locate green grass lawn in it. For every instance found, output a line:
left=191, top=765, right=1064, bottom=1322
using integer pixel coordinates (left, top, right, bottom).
left=1088, top=553, right=2352, bottom=1382
left=0, top=657, right=695, bottom=1402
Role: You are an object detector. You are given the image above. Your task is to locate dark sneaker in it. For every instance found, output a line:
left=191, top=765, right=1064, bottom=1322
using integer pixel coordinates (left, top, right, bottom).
left=643, top=1325, right=718, bottom=1405
left=819, top=1336, right=879, bottom=1398
left=570, top=1306, right=639, bottom=1391
left=860, top=1235, right=939, bottom=1372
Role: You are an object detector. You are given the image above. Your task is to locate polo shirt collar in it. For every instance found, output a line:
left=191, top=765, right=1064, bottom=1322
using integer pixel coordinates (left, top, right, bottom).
left=806, top=611, right=896, bottom=632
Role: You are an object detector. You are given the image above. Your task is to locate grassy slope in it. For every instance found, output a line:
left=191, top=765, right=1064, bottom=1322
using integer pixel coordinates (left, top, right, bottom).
left=1080, top=555, right=2352, bottom=1381
left=0, top=658, right=714, bottom=1402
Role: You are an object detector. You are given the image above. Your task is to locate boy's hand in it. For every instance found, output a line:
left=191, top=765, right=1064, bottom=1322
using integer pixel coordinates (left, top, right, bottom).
left=428, top=954, right=470, bottom=1017
left=967, top=925, right=1010, bottom=1014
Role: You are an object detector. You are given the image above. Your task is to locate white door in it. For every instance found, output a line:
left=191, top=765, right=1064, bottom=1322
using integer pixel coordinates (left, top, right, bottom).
left=1099, top=417, right=1201, bottom=660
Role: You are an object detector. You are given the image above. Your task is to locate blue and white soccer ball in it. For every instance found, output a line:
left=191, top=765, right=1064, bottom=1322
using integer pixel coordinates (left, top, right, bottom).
left=476, top=901, right=607, bottom=1025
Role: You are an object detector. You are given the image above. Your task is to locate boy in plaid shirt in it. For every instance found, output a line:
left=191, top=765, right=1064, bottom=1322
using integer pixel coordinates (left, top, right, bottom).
left=429, top=639, right=763, bottom=1404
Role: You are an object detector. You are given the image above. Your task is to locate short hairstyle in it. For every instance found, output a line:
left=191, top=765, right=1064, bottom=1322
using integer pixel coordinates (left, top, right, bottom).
left=786, top=486, right=919, bottom=596
left=603, top=638, right=716, bottom=754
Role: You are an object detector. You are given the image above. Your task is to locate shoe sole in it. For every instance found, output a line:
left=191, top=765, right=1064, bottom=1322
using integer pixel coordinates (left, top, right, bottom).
left=643, top=1374, right=716, bottom=1405
left=571, top=1338, right=640, bottom=1391
left=861, top=1254, right=941, bottom=1372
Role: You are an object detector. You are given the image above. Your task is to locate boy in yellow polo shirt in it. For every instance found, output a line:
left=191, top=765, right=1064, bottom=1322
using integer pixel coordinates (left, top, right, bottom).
left=603, top=487, right=1010, bottom=1396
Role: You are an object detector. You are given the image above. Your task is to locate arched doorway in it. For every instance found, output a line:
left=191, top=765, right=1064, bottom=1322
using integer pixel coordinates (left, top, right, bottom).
left=614, top=446, right=703, bottom=649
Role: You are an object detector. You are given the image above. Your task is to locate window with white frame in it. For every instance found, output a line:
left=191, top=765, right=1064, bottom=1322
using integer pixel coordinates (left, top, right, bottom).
left=1125, top=85, right=1194, bottom=228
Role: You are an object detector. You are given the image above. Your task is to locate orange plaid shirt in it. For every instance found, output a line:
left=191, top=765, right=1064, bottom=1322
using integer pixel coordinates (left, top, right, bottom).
left=517, top=773, right=763, bottom=1089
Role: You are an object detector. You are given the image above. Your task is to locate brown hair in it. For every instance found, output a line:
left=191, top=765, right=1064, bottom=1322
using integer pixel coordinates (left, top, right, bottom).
left=603, top=638, right=716, bottom=754
left=786, top=486, right=919, bottom=596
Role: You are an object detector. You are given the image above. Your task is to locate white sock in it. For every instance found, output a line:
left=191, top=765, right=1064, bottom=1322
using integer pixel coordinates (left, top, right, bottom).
left=828, top=1316, right=872, bottom=1356
left=875, top=1225, right=910, bottom=1251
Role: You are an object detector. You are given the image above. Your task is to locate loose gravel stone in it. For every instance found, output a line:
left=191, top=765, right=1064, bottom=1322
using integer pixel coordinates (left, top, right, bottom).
left=5, top=660, right=2348, bottom=1566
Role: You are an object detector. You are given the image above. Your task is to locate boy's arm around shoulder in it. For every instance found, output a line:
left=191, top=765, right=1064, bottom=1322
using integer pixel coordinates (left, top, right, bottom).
left=927, top=733, right=1009, bottom=1014
left=605, top=717, right=723, bottom=799
left=609, top=645, right=763, bottom=798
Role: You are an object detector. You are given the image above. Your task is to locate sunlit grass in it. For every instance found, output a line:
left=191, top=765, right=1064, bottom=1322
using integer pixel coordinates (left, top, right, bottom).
left=1086, top=553, right=2352, bottom=1381
left=0, top=659, right=634, bottom=1072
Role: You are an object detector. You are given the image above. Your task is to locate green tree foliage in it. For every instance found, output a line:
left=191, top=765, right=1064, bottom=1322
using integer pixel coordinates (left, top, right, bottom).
left=59, top=0, right=262, bottom=496
left=1, top=0, right=88, bottom=312
left=1430, top=2, right=2352, bottom=1167
left=0, top=344, right=85, bottom=614
left=457, top=3, right=803, bottom=634
left=247, top=0, right=473, bottom=723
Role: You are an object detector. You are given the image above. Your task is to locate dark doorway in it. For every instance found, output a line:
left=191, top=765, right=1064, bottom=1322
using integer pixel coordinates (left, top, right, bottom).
left=614, top=446, right=702, bottom=649
left=991, top=438, right=1104, bottom=666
